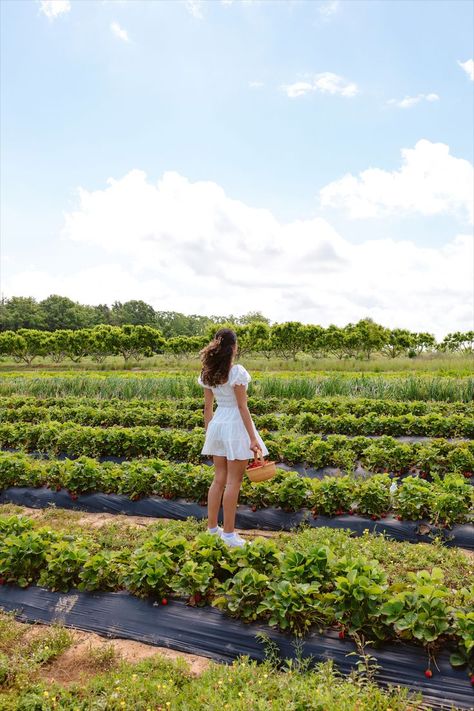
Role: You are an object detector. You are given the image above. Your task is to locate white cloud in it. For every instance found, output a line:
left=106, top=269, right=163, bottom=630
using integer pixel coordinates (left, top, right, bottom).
left=184, top=0, right=204, bottom=19
left=458, top=59, right=474, bottom=81
left=39, top=0, right=71, bottom=20
left=110, top=21, right=130, bottom=43
left=320, top=139, right=473, bottom=223
left=282, top=72, right=358, bottom=98
left=249, top=81, right=264, bottom=89
left=5, top=168, right=469, bottom=337
left=387, top=93, right=439, bottom=109
left=318, top=0, right=340, bottom=17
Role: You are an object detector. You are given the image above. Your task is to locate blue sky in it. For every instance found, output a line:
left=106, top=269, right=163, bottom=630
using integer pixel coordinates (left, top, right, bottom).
left=1, top=0, right=473, bottom=335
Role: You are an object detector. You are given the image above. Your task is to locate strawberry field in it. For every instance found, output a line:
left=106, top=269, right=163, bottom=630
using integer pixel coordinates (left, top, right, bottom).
left=0, top=368, right=473, bottom=709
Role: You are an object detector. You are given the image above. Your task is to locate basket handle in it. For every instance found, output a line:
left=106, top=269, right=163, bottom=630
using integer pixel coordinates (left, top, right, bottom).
left=252, top=448, right=264, bottom=466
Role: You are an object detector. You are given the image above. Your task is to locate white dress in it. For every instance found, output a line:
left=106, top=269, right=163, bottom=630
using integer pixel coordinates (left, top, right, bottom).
left=198, top=364, right=269, bottom=461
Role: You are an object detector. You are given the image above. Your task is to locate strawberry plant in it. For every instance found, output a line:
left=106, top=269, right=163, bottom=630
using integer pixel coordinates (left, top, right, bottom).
left=232, top=537, right=280, bottom=575
left=38, top=540, right=90, bottom=592
left=311, top=476, right=353, bottom=515
left=431, top=475, right=473, bottom=526
left=279, top=545, right=334, bottom=583
left=213, top=567, right=270, bottom=622
left=0, top=530, right=53, bottom=587
left=257, top=580, right=326, bottom=635
left=380, top=568, right=450, bottom=644
left=273, top=472, right=311, bottom=511
left=394, top=476, right=432, bottom=520
left=356, top=475, right=391, bottom=517
left=125, top=549, right=175, bottom=598
left=332, top=557, right=388, bottom=635
left=78, top=550, right=128, bottom=592
left=170, top=560, right=214, bottom=603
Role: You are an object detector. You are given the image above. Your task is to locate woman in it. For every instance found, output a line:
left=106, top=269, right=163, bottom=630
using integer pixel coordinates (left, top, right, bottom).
left=197, top=328, right=269, bottom=548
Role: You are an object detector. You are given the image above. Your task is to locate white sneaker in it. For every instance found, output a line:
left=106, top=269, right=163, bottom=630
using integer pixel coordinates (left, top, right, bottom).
left=221, top=532, right=247, bottom=548
left=207, top=526, right=223, bottom=537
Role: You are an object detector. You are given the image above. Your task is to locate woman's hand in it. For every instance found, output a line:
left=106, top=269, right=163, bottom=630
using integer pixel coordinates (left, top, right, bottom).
left=249, top=437, right=260, bottom=453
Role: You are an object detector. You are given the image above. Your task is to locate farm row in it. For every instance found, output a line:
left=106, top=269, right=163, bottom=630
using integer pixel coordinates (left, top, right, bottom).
left=1, top=513, right=472, bottom=665
left=2, top=393, right=474, bottom=414
left=1, top=421, right=473, bottom=472
left=2, top=397, right=474, bottom=437
left=1, top=453, right=472, bottom=525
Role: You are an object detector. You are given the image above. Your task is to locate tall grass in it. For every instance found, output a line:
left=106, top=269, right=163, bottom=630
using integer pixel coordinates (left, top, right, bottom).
left=1, top=373, right=473, bottom=402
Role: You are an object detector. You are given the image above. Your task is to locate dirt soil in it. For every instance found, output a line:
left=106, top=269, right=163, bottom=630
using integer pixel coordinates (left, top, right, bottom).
left=38, top=627, right=211, bottom=685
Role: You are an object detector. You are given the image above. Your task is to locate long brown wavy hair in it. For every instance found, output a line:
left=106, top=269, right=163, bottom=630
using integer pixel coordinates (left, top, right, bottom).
left=199, top=328, right=237, bottom=387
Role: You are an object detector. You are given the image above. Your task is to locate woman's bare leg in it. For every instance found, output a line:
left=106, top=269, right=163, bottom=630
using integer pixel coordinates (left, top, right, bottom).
left=207, top=456, right=228, bottom=529
left=223, top=459, right=247, bottom=533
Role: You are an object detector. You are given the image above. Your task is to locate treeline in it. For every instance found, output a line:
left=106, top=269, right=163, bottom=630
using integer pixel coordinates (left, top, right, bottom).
left=0, top=321, right=472, bottom=365
left=0, top=296, right=268, bottom=336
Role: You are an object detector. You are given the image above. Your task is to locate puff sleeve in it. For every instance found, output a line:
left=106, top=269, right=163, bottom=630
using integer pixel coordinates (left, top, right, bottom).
left=229, top=364, right=251, bottom=388
left=197, top=374, right=212, bottom=389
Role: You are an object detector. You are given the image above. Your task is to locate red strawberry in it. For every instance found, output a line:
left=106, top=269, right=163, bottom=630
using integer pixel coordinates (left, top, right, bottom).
left=424, top=669, right=432, bottom=678
left=161, top=598, right=168, bottom=605
left=470, top=674, right=474, bottom=686
left=0, top=578, right=5, bottom=585
left=380, top=513, right=387, bottom=518
left=251, top=505, right=257, bottom=512
left=371, top=515, right=378, bottom=521
left=464, top=472, right=472, bottom=478
left=56, top=486, right=61, bottom=492
left=397, top=515, right=402, bottom=521
left=194, top=592, right=202, bottom=603
left=348, top=509, right=354, bottom=515
left=338, top=630, right=345, bottom=639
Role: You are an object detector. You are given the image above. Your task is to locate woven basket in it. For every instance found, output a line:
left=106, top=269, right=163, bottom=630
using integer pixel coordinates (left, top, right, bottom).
left=246, top=450, right=277, bottom=483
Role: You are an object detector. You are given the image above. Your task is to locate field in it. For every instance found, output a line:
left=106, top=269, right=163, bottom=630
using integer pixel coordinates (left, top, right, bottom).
left=0, top=356, right=473, bottom=710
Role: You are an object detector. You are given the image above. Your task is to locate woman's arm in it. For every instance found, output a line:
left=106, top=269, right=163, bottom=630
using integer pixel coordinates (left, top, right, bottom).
left=203, top=388, right=214, bottom=430
left=234, top=385, right=259, bottom=452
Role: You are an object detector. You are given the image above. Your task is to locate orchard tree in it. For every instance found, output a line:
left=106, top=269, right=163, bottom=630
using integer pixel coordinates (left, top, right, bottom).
left=45, top=330, right=73, bottom=363
left=354, top=318, right=388, bottom=360
left=270, top=321, right=307, bottom=360
left=88, top=325, right=118, bottom=362
left=113, top=325, right=165, bottom=361
left=325, top=325, right=346, bottom=359
left=381, top=328, right=413, bottom=358
left=165, top=335, right=207, bottom=359
left=439, top=331, right=474, bottom=354
left=14, top=329, right=49, bottom=364
left=302, top=325, right=326, bottom=358
left=411, top=332, right=436, bottom=356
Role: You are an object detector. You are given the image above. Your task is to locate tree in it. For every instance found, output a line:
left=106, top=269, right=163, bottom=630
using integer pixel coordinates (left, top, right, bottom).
left=353, top=318, right=388, bottom=360
left=39, top=295, right=91, bottom=331
left=438, top=331, right=474, bottom=354
left=381, top=329, right=413, bottom=358
left=0, top=297, right=45, bottom=331
left=111, top=300, right=158, bottom=326
left=237, top=311, right=271, bottom=326
left=112, top=325, right=165, bottom=362
left=411, top=332, right=436, bottom=356
left=165, top=335, right=207, bottom=359
left=302, top=325, right=327, bottom=358
left=324, top=325, right=346, bottom=359
left=270, top=322, right=307, bottom=360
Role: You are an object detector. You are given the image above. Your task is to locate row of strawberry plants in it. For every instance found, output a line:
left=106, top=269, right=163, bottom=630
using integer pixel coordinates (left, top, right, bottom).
left=0, top=452, right=472, bottom=525
left=0, top=422, right=473, bottom=474
left=2, top=400, right=474, bottom=437
left=0, top=515, right=472, bottom=675
left=2, top=393, right=473, bottom=416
